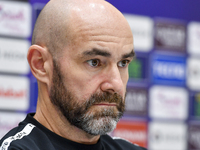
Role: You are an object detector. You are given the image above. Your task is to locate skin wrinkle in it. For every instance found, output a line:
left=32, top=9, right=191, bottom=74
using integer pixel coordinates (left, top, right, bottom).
left=29, top=0, right=133, bottom=145
left=73, top=28, right=131, bottom=44
left=75, top=30, right=133, bottom=51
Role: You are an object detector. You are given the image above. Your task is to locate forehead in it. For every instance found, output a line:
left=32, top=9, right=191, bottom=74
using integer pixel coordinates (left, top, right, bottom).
left=60, top=2, right=133, bottom=58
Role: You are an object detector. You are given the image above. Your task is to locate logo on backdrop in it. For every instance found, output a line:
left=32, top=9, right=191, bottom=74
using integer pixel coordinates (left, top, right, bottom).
left=187, top=57, right=200, bottom=91
left=187, top=22, right=200, bottom=56
left=154, top=19, right=186, bottom=52
left=151, top=53, right=186, bottom=85
left=0, top=75, right=29, bottom=111
left=124, top=14, right=153, bottom=52
left=149, top=85, right=188, bottom=120
left=149, top=122, right=187, bottom=150
left=112, top=120, right=147, bottom=147
left=125, top=87, right=148, bottom=116
left=0, top=38, right=30, bottom=74
left=0, top=1, right=31, bottom=38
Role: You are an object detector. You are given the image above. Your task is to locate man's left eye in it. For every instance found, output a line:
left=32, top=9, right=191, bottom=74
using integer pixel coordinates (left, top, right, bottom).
left=118, top=60, right=129, bottom=67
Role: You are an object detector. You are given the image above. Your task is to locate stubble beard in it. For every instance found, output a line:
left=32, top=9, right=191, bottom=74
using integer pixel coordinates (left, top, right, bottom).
left=49, top=60, right=125, bottom=135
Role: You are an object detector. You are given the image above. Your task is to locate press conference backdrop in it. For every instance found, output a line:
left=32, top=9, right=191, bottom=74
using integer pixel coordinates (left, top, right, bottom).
left=0, top=0, right=200, bottom=149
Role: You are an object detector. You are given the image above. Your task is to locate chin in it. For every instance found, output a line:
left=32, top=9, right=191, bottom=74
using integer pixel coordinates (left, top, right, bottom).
left=83, top=116, right=118, bottom=136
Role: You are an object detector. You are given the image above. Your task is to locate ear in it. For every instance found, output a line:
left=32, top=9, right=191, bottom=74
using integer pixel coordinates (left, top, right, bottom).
left=27, top=45, right=53, bottom=86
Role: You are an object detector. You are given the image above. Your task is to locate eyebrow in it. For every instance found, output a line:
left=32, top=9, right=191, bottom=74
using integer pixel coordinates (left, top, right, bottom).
left=82, top=48, right=111, bottom=57
left=122, top=50, right=135, bottom=59
left=82, top=48, right=135, bottom=59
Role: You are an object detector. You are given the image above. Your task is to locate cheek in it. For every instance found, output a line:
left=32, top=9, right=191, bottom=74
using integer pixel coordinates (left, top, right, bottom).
left=63, top=71, right=101, bottom=100
left=120, top=69, right=129, bottom=82
left=122, top=72, right=129, bottom=94
left=124, top=74, right=129, bottom=86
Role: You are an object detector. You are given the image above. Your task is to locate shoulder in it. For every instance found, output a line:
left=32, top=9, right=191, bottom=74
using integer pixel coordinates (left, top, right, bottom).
left=0, top=123, right=36, bottom=150
left=101, top=135, right=147, bottom=150
left=0, top=121, right=54, bottom=150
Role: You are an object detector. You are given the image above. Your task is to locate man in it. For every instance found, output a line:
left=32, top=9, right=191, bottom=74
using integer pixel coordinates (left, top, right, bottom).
left=0, top=0, right=147, bottom=149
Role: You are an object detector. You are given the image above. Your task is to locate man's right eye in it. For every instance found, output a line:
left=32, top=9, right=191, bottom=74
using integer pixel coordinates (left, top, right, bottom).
left=87, top=59, right=100, bottom=67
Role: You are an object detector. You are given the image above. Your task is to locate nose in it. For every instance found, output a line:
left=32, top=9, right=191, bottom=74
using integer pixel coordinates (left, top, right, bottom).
left=100, top=65, right=124, bottom=95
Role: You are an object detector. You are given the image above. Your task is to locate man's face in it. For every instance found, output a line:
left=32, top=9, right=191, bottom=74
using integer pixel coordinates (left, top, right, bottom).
left=48, top=5, right=134, bottom=135
left=50, top=60, right=125, bottom=135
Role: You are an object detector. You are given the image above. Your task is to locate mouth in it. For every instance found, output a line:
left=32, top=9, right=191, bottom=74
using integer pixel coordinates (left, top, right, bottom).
left=93, top=103, right=117, bottom=107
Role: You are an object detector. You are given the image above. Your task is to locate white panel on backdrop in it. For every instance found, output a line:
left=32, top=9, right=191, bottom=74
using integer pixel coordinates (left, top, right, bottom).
left=148, top=121, right=187, bottom=150
left=123, top=14, right=153, bottom=52
left=0, top=75, right=29, bottom=111
left=0, top=38, right=30, bottom=74
left=187, top=57, right=200, bottom=91
left=188, top=22, right=200, bottom=56
left=149, top=85, right=188, bottom=120
left=0, top=1, right=31, bottom=38
left=0, top=112, right=26, bottom=138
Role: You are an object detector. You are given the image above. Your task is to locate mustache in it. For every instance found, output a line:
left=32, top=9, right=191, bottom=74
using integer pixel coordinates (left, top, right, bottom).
left=83, top=92, right=124, bottom=111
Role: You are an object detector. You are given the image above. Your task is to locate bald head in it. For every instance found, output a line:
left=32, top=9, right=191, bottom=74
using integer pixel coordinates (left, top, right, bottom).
left=30, top=0, right=134, bottom=139
left=32, top=0, right=132, bottom=58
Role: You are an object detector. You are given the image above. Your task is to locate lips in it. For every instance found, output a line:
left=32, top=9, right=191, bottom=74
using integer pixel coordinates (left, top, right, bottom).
left=93, top=103, right=117, bottom=106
